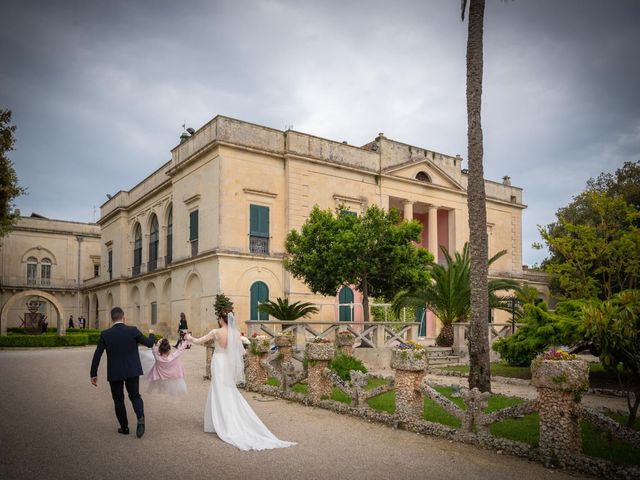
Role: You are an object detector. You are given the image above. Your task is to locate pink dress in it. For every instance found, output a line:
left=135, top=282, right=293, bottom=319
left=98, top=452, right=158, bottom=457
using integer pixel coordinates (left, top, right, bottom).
left=144, top=342, right=189, bottom=397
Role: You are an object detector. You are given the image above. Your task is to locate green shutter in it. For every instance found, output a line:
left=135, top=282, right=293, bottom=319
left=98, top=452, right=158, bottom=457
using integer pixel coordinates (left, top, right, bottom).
left=250, top=205, right=269, bottom=237
left=189, top=210, right=199, bottom=241
left=250, top=281, right=269, bottom=320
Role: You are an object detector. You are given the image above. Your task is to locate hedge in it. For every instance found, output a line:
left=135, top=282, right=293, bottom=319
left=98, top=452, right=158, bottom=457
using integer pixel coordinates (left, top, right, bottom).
left=0, top=334, right=89, bottom=347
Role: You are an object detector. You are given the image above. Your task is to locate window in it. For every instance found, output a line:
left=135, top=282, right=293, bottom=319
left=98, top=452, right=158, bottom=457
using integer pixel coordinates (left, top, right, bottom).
left=189, top=210, right=199, bottom=257
left=133, top=223, right=142, bottom=276
left=250, top=281, right=269, bottom=320
left=27, top=257, right=38, bottom=285
left=416, top=171, right=432, bottom=183
left=150, top=302, right=157, bottom=325
left=338, top=286, right=354, bottom=322
left=166, top=207, right=173, bottom=265
left=148, top=215, right=159, bottom=272
left=249, top=204, right=269, bottom=254
left=108, top=250, right=113, bottom=281
left=41, top=258, right=51, bottom=286
left=94, top=264, right=100, bottom=277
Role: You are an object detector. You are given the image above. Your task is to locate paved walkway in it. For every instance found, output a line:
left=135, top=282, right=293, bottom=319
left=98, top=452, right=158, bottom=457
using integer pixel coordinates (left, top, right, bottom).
left=0, top=346, right=593, bottom=480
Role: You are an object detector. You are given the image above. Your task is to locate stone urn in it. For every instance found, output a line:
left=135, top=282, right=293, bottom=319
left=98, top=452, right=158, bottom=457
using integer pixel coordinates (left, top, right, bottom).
left=391, top=346, right=427, bottom=371
left=531, top=356, right=590, bottom=466
left=250, top=335, right=272, bottom=354
left=274, top=333, right=294, bottom=348
left=305, top=341, right=336, bottom=361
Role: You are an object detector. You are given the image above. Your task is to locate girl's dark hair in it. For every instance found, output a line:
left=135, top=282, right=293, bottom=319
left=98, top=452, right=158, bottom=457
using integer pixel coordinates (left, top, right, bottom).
left=158, top=338, right=171, bottom=355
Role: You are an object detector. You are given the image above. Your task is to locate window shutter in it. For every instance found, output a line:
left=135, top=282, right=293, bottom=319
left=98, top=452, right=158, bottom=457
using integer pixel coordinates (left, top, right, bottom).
left=250, top=205, right=269, bottom=237
left=189, top=210, right=199, bottom=241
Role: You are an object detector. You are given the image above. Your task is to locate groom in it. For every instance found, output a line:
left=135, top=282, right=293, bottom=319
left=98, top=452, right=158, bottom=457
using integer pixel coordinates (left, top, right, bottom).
left=90, top=307, right=155, bottom=438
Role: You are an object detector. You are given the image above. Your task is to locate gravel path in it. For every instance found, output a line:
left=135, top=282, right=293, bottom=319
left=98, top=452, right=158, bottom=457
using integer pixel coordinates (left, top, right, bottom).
left=0, top=346, right=592, bottom=480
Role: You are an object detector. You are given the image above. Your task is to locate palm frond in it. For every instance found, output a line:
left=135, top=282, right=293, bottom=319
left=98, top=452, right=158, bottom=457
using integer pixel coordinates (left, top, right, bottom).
left=257, top=297, right=319, bottom=320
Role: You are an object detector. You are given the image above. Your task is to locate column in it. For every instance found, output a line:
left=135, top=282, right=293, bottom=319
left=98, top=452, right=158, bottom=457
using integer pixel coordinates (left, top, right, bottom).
left=428, top=205, right=439, bottom=258
left=402, top=200, right=413, bottom=221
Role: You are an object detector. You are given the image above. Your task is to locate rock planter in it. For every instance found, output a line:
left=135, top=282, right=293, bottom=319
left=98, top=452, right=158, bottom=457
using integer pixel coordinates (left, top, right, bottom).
left=274, top=333, right=294, bottom=348
left=391, top=345, right=427, bottom=418
left=531, top=356, right=589, bottom=467
left=306, top=341, right=336, bottom=402
left=245, top=336, right=270, bottom=389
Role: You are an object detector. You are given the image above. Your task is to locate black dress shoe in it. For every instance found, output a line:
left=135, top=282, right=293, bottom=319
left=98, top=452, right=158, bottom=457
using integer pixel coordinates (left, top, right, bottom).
left=136, top=421, right=145, bottom=438
left=118, top=427, right=129, bottom=435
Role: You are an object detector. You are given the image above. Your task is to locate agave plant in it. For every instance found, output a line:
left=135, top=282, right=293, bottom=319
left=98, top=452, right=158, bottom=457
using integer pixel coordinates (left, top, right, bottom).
left=392, top=243, right=522, bottom=347
left=257, top=297, right=319, bottom=320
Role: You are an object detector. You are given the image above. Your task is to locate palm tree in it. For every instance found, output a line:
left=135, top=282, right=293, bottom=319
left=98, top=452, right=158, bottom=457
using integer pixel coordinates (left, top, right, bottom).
left=257, top=297, right=319, bottom=321
left=461, top=0, right=490, bottom=392
left=392, top=243, right=521, bottom=347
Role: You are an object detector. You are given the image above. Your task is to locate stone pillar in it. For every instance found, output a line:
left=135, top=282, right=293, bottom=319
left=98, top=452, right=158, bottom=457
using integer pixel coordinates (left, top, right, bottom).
left=402, top=200, right=413, bottom=221
left=204, top=340, right=215, bottom=380
left=428, top=205, right=439, bottom=258
left=335, top=331, right=355, bottom=356
left=306, top=341, right=335, bottom=403
left=391, top=347, right=427, bottom=418
left=245, top=335, right=271, bottom=389
left=531, top=358, right=589, bottom=467
left=275, top=333, right=294, bottom=362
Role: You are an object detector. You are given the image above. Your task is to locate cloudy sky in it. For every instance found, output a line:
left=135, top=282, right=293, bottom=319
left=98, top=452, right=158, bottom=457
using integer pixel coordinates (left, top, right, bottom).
left=2, top=0, right=639, bottom=266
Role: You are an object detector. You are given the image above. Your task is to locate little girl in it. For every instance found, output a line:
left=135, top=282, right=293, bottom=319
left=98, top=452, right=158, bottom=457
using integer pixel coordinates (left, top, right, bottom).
left=141, top=337, right=190, bottom=398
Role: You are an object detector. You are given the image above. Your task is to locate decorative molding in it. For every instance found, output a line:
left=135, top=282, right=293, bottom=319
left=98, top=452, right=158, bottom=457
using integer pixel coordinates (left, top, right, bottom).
left=332, top=194, right=364, bottom=205
left=183, top=193, right=201, bottom=205
left=242, top=188, right=278, bottom=199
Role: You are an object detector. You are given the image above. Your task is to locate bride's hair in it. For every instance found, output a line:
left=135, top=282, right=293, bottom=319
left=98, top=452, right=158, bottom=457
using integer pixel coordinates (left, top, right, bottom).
left=158, top=338, right=171, bottom=355
left=218, top=313, right=228, bottom=325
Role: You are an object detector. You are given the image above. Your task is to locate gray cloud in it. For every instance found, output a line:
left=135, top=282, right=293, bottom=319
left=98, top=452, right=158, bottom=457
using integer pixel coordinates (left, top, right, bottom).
left=2, top=0, right=639, bottom=265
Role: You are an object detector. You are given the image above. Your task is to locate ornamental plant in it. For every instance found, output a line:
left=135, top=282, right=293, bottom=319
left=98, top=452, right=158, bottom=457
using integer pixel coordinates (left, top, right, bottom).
left=539, top=348, right=576, bottom=361
left=395, top=340, right=425, bottom=351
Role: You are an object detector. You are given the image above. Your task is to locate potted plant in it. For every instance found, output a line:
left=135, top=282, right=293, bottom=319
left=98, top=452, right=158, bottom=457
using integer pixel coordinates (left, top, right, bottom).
left=531, top=349, right=589, bottom=392
left=390, top=341, right=427, bottom=371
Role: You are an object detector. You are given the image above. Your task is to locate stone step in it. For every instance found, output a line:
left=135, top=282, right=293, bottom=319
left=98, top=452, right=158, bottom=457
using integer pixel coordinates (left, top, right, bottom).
left=428, top=355, right=461, bottom=365
left=426, top=347, right=454, bottom=358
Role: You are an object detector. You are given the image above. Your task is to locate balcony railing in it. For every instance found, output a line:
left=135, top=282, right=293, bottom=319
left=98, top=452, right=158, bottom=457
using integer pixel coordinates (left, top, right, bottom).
left=0, top=276, right=78, bottom=289
left=250, top=236, right=269, bottom=254
left=191, top=240, right=198, bottom=257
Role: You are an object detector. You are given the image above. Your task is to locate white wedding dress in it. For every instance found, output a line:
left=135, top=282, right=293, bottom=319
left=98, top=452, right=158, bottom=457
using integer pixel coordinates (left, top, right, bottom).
left=189, top=316, right=296, bottom=451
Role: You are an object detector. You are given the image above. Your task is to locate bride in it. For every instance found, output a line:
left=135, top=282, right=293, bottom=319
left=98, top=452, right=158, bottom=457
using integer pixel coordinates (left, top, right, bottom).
left=186, top=311, right=296, bottom=451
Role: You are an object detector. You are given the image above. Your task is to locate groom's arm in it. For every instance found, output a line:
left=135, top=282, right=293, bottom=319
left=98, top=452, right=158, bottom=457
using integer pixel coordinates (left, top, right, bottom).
left=90, top=333, right=106, bottom=385
left=135, top=328, right=155, bottom=348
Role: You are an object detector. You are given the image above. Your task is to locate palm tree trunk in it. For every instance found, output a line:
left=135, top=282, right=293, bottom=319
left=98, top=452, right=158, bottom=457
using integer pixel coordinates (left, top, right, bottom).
left=465, top=0, right=491, bottom=393
left=362, top=276, right=370, bottom=322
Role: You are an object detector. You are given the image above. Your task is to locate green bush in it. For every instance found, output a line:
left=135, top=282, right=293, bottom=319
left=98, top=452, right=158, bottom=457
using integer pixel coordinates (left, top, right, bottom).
left=0, top=334, right=89, bottom=347
left=329, top=354, right=367, bottom=381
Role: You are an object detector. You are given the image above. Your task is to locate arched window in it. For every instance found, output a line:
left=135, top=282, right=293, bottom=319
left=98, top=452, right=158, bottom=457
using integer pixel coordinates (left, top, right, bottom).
left=148, top=215, right=159, bottom=271
left=26, top=257, right=38, bottom=285
left=338, top=286, right=354, bottom=322
left=415, top=171, right=432, bottom=183
left=250, top=281, right=269, bottom=320
left=133, top=223, right=142, bottom=276
left=41, top=258, right=52, bottom=286
left=166, top=206, right=173, bottom=265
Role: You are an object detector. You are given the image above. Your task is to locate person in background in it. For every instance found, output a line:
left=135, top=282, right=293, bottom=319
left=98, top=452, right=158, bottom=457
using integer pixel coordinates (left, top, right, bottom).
left=68, top=315, right=75, bottom=329
left=174, top=312, right=188, bottom=348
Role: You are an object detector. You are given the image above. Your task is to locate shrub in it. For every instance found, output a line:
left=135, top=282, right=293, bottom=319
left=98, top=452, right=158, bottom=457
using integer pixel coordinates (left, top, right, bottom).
left=329, top=354, right=367, bottom=381
left=0, top=334, right=89, bottom=347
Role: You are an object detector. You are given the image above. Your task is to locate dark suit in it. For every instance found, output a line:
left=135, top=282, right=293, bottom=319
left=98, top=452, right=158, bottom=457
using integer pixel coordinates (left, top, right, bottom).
left=90, top=323, right=155, bottom=429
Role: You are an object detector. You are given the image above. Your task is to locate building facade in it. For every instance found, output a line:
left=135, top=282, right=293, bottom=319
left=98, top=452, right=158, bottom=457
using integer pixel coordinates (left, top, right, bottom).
left=1, top=115, right=545, bottom=340
left=0, top=215, right=101, bottom=334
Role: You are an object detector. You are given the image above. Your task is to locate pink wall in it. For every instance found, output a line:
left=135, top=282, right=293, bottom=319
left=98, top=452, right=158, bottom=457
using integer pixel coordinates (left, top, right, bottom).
left=413, top=213, right=428, bottom=248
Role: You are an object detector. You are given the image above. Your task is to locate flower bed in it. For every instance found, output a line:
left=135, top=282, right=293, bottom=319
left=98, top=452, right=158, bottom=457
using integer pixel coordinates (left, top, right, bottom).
left=391, top=342, right=427, bottom=371
left=531, top=350, right=589, bottom=392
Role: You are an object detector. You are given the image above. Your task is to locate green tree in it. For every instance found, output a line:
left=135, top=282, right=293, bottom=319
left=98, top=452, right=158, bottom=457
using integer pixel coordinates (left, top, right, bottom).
left=393, top=243, right=521, bottom=347
left=581, top=290, right=640, bottom=426
left=285, top=205, right=433, bottom=322
left=257, top=297, right=318, bottom=321
left=0, top=109, right=26, bottom=237
left=214, top=293, right=234, bottom=318
left=462, top=0, right=491, bottom=391
left=539, top=192, right=640, bottom=300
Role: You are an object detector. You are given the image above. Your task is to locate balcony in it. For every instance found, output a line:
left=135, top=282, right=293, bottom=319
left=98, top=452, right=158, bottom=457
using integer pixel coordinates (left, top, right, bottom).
left=250, top=236, right=269, bottom=255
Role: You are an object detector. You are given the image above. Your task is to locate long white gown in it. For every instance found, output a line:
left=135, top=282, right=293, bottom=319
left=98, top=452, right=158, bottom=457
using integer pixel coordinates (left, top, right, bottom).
left=192, top=329, right=296, bottom=451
